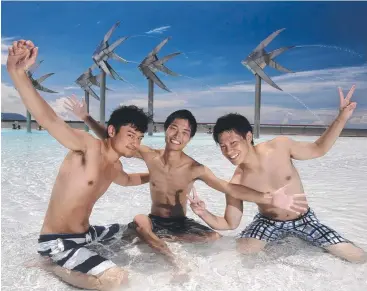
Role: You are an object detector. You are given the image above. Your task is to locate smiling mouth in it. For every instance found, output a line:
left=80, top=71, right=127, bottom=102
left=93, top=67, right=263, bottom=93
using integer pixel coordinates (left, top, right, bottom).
left=170, top=139, right=181, bottom=145
left=229, top=153, right=239, bottom=160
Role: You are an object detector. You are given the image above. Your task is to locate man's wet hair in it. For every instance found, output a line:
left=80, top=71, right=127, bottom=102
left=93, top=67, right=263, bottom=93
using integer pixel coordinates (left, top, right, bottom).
left=213, top=113, right=254, bottom=145
left=107, top=105, right=152, bottom=135
left=164, top=109, right=197, bottom=138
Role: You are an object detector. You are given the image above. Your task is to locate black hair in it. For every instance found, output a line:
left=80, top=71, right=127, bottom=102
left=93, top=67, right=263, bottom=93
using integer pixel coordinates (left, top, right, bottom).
left=213, top=113, right=254, bottom=145
left=164, top=109, right=197, bottom=138
left=107, top=105, right=152, bottom=135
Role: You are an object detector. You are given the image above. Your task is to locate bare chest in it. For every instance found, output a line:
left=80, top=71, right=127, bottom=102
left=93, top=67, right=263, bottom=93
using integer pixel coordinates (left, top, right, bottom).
left=241, top=153, right=297, bottom=193
left=150, top=164, right=193, bottom=193
left=146, top=157, right=192, bottom=197
left=57, top=150, right=116, bottom=193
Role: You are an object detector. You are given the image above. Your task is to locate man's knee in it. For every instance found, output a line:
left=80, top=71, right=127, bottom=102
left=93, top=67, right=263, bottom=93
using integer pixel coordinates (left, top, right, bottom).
left=346, top=246, right=367, bottom=264
left=133, top=214, right=151, bottom=229
left=326, top=243, right=367, bottom=264
left=206, top=231, right=222, bottom=241
left=97, top=266, right=128, bottom=291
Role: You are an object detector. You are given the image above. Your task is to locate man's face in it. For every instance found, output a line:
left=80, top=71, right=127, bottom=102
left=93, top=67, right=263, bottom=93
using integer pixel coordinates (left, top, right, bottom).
left=165, top=118, right=192, bottom=151
left=218, top=130, right=250, bottom=165
left=110, top=124, right=144, bottom=157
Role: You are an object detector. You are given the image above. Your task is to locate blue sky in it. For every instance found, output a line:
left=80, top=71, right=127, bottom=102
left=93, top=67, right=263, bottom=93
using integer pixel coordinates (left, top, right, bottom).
left=2, top=1, right=367, bottom=127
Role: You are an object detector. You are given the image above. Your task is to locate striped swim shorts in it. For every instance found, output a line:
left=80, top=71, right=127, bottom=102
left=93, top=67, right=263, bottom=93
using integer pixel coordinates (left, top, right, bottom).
left=239, top=208, right=349, bottom=247
left=37, top=224, right=122, bottom=276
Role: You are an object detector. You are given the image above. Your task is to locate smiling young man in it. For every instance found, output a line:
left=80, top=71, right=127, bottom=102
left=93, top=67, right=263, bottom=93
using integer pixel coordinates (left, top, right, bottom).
left=189, top=85, right=366, bottom=263
left=69, top=100, right=306, bottom=267
left=7, top=40, right=152, bottom=290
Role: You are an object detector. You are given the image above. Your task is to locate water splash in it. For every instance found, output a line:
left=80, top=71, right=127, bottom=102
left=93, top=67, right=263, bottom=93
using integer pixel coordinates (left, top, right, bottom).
left=178, top=74, right=217, bottom=100
left=284, top=91, right=326, bottom=125
left=294, top=45, right=365, bottom=59
left=119, top=78, right=141, bottom=99
left=278, top=44, right=365, bottom=126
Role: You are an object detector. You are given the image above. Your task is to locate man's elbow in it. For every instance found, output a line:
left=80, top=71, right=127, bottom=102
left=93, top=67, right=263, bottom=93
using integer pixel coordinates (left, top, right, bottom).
left=227, top=220, right=240, bottom=230
left=229, top=224, right=240, bottom=230
left=126, top=176, right=138, bottom=186
left=313, top=143, right=328, bottom=158
left=126, top=174, right=148, bottom=186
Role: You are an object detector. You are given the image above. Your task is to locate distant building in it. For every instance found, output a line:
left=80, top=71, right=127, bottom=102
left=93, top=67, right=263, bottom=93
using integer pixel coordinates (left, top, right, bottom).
left=1, top=113, right=27, bottom=121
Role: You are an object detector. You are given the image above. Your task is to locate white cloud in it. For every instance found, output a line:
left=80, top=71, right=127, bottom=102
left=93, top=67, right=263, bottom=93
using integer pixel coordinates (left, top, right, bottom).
left=183, top=105, right=367, bottom=127
left=121, top=98, right=187, bottom=109
left=1, top=82, right=27, bottom=115
left=2, top=63, right=366, bottom=127
left=64, top=86, right=79, bottom=90
left=145, top=26, right=171, bottom=34
left=47, top=95, right=100, bottom=121
left=212, top=65, right=367, bottom=95
left=1, top=37, right=15, bottom=66
left=1, top=82, right=100, bottom=121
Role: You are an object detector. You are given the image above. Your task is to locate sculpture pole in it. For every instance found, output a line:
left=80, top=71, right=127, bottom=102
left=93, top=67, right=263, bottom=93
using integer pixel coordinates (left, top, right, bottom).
left=84, top=91, right=90, bottom=132
left=26, top=110, right=31, bottom=133
left=241, top=28, right=295, bottom=139
left=138, top=38, right=181, bottom=136
left=254, top=74, right=261, bottom=139
left=20, top=60, right=58, bottom=133
left=100, top=71, right=106, bottom=125
left=148, top=78, right=154, bottom=136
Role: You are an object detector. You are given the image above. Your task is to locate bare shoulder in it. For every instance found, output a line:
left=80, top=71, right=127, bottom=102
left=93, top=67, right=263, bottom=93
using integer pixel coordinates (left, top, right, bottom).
left=139, top=145, right=161, bottom=159
left=188, top=155, right=203, bottom=168
left=113, top=159, right=123, bottom=170
left=189, top=156, right=205, bottom=177
left=264, top=136, right=292, bottom=151
left=73, top=129, right=100, bottom=148
left=73, top=128, right=97, bottom=140
left=231, top=166, right=243, bottom=182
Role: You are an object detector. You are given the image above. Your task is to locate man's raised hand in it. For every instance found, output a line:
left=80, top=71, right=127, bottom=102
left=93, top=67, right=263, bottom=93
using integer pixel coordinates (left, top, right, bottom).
left=7, top=40, right=38, bottom=73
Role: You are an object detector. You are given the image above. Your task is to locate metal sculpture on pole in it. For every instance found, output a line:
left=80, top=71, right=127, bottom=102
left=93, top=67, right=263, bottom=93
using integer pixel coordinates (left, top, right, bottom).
left=138, top=37, right=181, bottom=135
left=75, top=67, right=112, bottom=131
left=92, top=21, right=128, bottom=125
left=241, top=28, right=295, bottom=139
left=23, top=60, right=58, bottom=132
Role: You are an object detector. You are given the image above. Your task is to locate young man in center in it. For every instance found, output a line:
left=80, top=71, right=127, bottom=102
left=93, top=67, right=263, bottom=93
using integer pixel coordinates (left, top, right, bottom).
left=69, top=101, right=306, bottom=265
left=188, top=85, right=366, bottom=263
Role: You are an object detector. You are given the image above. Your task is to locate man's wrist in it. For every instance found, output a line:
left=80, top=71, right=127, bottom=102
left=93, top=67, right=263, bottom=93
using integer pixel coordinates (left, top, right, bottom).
left=82, top=114, right=91, bottom=122
left=198, top=209, right=209, bottom=219
left=336, top=112, right=348, bottom=123
left=8, top=68, right=28, bottom=79
left=261, top=192, right=272, bottom=205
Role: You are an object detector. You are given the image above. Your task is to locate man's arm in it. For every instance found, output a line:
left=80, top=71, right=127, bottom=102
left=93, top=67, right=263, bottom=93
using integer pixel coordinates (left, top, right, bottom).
left=193, top=165, right=269, bottom=204
left=64, top=95, right=108, bottom=139
left=7, top=41, right=88, bottom=151
left=197, top=195, right=243, bottom=230
left=189, top=171, right=244, bottom=230
left=84, top=115, right=108, bottom=139
left=113, top=161, right=150, bottom=186
left=193, top=164, right=307, bottom=214
left=279, top=85, right=357, bottom=160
